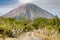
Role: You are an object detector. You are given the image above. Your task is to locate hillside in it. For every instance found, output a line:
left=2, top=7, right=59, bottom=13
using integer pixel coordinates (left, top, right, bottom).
left=3, top=3, right=54, bottom=19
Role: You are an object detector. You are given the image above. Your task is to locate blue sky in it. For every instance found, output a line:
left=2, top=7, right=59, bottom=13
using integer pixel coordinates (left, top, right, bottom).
left=0, top=0, right=16, bottom=5
left=0, top=0, right=60, bottom=17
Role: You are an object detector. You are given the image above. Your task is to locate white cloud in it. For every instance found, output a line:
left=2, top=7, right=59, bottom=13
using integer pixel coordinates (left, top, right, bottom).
left=18, top=0, right=32, bottom=4
left=0, top=7, right=15, bottom=16
left=0, top=2, right=20, bottom=16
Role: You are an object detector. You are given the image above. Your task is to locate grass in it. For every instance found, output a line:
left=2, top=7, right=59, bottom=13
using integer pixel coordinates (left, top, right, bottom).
left=34, top=30, right=60, bottom=40
left=0, top=30, right=60, bottom=40
left=0, top=38, right=3, bottom=40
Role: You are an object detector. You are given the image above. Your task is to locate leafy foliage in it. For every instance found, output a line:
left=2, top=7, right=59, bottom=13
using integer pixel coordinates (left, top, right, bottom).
left=0, top=16, right=60, bottom=37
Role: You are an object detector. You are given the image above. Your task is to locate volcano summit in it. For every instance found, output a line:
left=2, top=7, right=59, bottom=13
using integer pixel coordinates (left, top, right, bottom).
left=3, top=3, right=54, bottom=19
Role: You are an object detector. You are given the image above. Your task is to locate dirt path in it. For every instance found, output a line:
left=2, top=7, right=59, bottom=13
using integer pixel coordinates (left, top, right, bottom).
left=6, top=32, right=45, bottom=40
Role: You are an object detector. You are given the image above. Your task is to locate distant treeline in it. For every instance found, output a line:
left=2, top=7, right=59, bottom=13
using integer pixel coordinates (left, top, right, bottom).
left=0, top=16, right=60, bottom=37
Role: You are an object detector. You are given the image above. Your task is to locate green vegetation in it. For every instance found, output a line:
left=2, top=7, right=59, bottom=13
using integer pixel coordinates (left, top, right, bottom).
left=0, top=16, right=60, bottom=40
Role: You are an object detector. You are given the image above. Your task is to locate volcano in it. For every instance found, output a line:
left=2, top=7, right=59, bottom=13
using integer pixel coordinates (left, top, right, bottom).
left=3, top=3, right=54, bottom=19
